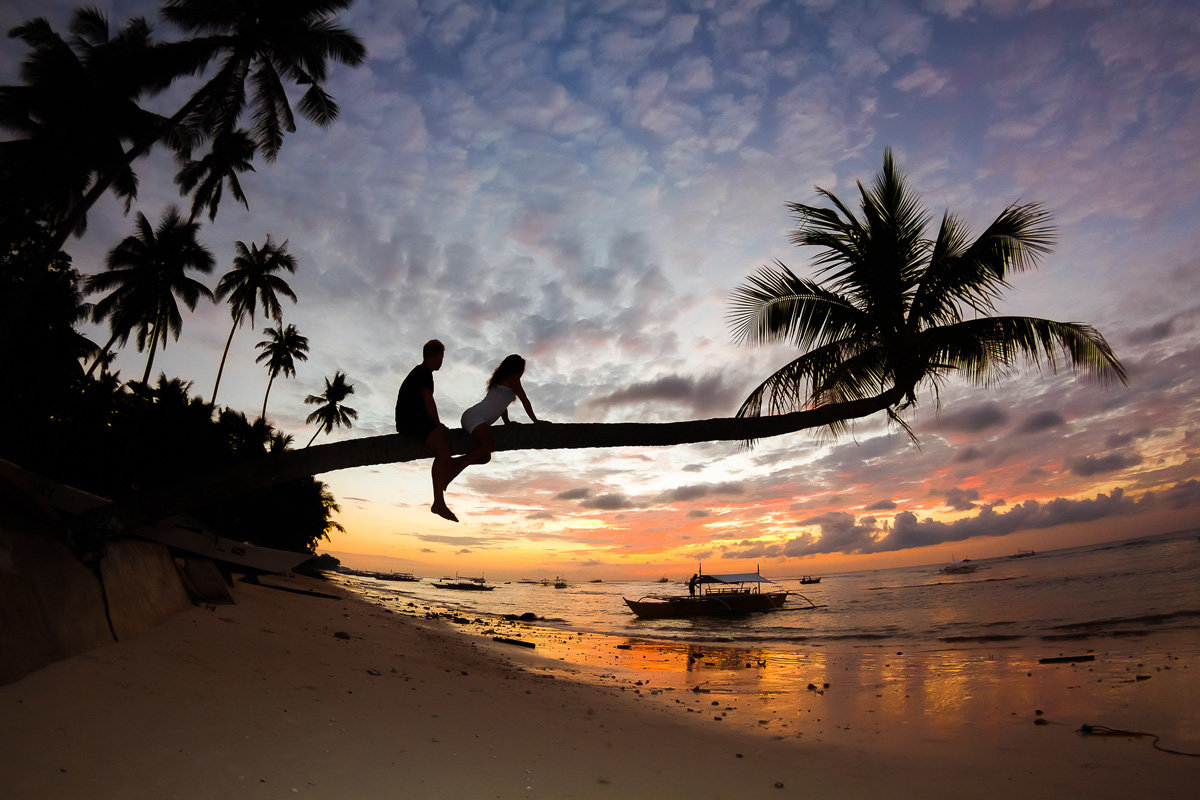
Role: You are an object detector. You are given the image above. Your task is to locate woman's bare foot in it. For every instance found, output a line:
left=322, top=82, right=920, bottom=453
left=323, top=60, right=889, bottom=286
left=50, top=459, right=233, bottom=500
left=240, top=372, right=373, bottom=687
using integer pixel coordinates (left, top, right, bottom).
left=431, top=502, right=459, bottom=522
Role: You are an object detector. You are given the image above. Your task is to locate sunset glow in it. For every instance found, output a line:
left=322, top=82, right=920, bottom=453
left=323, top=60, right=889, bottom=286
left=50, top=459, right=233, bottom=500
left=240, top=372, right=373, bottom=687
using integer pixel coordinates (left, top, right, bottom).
left=6, top=0, right=1197, bottom=579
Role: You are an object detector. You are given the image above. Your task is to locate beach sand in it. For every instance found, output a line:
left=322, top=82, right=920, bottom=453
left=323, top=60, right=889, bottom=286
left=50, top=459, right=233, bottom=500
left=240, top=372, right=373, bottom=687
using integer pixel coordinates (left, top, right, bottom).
left=2, top=573, right=1196, bottom=799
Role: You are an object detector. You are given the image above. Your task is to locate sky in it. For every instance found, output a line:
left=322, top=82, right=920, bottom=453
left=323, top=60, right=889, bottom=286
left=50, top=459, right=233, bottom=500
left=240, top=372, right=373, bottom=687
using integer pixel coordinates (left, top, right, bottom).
left=4, top=0, right=1199, bottom=580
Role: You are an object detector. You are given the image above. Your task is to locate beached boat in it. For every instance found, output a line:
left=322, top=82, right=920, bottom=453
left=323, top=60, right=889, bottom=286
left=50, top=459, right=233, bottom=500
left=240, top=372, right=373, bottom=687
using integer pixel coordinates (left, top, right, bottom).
left=624, top=570, right=810, bottom=619
left=799, top=576, right=822, bottom=584
left=433, top=574, right=495, bottom=591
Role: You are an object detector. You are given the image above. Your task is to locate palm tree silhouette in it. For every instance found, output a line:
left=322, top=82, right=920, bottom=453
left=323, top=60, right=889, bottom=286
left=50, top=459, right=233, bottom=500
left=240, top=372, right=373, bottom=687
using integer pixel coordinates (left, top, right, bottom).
left=303, top=371, right=357, bottom=447
left=0, top=8, right=181, bottom=238
left=86, top=207, right=215, bottom=384
left=48, top=0, right=367, bottom=245
left=118, top=152, right=1130, bottom=518
left=175, top=128, right=256, bottom=223
left=728, top=148, right=1125, bottom=438
left=211, top=236, right=297, bottom=404
left=255, top=322, right=310, bottom=421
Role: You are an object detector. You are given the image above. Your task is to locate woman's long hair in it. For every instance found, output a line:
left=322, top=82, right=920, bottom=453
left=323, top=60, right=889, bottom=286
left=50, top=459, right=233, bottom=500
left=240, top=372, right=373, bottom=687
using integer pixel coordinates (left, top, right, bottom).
left=488, top=354, right=525, bottom=390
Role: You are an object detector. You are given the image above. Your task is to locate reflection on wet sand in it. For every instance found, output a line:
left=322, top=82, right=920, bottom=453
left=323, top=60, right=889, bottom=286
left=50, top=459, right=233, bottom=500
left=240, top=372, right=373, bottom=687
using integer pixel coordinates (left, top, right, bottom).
left=489, top=622, right=1200, bottom=754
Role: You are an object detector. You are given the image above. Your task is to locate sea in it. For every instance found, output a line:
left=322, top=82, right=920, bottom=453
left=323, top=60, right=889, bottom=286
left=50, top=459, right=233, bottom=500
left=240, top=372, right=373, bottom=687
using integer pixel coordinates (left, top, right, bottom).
left=336, top=527, right=1200, bottom=656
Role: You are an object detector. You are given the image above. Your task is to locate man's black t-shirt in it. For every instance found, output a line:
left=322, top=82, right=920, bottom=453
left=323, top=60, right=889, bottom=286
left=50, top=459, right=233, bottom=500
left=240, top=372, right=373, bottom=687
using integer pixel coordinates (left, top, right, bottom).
left=395, top=364, right=436, bottom=440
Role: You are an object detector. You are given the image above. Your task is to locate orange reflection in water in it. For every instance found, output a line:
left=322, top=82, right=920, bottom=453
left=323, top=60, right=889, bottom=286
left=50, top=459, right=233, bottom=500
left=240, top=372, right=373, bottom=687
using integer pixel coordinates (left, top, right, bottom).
left=509, top=625, right=1200, bottom=753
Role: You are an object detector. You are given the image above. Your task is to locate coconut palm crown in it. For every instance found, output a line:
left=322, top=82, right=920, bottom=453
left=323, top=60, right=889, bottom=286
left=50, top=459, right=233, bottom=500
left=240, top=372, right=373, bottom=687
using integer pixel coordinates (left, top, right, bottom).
left=728, top=148, right=1126, bottom=436
left=210, top=236, right=297, bottom=403
left=303, top=371, right=356, bottom=447
left=86, top=206, right=215, bottom=384
left=255, top=321, right=309, bottom=420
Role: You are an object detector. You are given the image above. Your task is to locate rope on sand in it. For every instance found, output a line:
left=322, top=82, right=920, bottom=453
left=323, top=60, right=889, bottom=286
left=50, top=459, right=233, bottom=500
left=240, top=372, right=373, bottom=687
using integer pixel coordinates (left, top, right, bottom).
left=1077, top=724, right=1200, bottom=758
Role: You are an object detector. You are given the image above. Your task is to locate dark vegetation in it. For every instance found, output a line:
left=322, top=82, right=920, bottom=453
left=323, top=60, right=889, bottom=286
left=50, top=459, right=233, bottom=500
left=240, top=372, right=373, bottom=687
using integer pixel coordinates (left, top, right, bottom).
left=1, top=2, right=366, bottom=555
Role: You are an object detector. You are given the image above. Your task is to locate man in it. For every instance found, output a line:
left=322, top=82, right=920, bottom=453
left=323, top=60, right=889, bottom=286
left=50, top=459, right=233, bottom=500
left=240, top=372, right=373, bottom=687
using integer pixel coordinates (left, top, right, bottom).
left=396, top=339, right=460, bottom=522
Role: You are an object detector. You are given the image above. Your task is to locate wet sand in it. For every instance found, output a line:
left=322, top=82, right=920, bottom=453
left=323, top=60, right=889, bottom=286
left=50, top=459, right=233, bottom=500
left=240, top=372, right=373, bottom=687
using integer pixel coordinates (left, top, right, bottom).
left=2, top=573, right=1196, bottom=799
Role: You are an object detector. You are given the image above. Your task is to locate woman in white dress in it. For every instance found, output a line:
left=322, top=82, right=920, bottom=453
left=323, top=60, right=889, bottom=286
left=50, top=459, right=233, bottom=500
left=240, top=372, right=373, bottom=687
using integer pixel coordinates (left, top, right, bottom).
left=458, top=354, right=543, bottom=471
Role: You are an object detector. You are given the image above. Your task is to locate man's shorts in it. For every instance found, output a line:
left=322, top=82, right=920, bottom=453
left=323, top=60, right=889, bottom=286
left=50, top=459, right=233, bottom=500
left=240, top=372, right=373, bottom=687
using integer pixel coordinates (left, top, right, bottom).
left=396, top=414, right=438, bottom=443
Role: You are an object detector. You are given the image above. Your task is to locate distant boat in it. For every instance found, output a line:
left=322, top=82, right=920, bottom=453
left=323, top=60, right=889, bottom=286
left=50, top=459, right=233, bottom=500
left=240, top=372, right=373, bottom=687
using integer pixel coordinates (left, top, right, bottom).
left=553, top=576, right=568, bottom=589
left=656, top=576, right=669, bottom=583
left=624, top=569, right=817, bottom=619
left=939, top=558, right=978, bottom=574
left=799, top=576, right=822, bottom=584
left=433, top=574, right=495, bottom=591
left=1008, top=549, right=1037, bottom=559
left=377, top=571, right=419, bottom=582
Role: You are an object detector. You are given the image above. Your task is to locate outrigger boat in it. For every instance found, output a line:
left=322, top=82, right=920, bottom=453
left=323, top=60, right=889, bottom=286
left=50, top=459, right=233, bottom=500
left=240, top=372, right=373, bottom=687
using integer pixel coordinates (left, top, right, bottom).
left=624, top=568, right=814, bottom=619
left=433, top=574, right=495, bottom=591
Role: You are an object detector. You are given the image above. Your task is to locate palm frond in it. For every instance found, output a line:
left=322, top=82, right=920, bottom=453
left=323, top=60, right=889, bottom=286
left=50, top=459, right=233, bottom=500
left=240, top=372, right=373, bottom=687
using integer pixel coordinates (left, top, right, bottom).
left=922, top=316, right=1127, bottom=388
left=728, top=260, right=864, bottom=349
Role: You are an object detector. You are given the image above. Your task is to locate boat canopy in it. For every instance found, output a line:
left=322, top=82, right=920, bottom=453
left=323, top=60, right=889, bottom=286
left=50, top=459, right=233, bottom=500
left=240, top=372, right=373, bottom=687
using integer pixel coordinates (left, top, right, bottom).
left=699, top=572, right=772, bottom=584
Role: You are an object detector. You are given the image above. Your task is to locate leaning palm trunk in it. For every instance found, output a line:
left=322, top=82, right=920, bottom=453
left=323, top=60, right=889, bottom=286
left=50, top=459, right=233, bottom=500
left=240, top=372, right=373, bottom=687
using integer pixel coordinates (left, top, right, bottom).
left=111, top=386, right=905, bottom=525
left=260, top=375, right=276, bottom=420
left=140, top=322, right=161, bottom=385
left=211, top=319, right=239, bottom=403
left=85, top=331, right=121, bottom=378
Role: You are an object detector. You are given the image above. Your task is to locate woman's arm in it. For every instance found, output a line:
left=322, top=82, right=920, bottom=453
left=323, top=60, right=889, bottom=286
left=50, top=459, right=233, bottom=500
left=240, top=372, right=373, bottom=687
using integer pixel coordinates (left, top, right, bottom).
left=513, top=380, right=539, bottom=422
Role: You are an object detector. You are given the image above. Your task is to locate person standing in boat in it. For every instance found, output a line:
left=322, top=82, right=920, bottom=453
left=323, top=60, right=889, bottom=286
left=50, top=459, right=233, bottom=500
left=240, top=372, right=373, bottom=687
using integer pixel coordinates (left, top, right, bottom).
left=458, top=354, right=545, bottom=472
left=688, top=573, right=699, bottom=596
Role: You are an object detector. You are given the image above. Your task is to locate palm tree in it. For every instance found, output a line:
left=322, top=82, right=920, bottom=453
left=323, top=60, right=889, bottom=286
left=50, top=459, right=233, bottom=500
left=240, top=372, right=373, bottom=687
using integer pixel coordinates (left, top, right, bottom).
left=303, top=371, right=357, bottom=447
left=48, top=0, right=367, bottom=246
left=86, top=207, right=215, bottom=384
left=255, top=321, right=310, bottom=420
left=175, top=128, right=256, bottom=222
left=210, top=236, right=297, bottom=403
left=728, top=148, right=1126, bottom=438
left=0, top=8, right=184, bottom=237
left=117, top=152, right=1129, bottom=517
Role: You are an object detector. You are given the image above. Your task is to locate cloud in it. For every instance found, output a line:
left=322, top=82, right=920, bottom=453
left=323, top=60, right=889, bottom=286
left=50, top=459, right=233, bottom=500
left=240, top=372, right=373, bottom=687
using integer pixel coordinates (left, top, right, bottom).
left=659, top=482, right=745, bottom=503
left=778, top=482, right=1200, bottom=557
left=584, top=372, right=744, bottom=416
left=932, top=403, right=1009, bottom=433
left=580, top=493, right=635, bottom=510
left=894, top=63, right=951, bottom=96
left=943, top=487, right=979, bottom=511
left=1016, top=410, right=1066, bottom=434
left=1069, top=452, right=1143, bottom=477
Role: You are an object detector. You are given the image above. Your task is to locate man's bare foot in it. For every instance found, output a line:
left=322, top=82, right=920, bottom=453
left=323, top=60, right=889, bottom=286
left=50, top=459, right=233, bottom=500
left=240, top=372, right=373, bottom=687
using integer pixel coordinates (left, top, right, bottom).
left=431, top=502, right=459, bottom=522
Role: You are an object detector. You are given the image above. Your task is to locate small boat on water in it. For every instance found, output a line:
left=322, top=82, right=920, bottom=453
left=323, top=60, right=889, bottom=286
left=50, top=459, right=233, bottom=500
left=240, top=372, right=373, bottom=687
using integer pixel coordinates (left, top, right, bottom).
left=433, top=574, right=495, bottom=591
left=378, top=571, right=419, bottom=582
left=799, top=575, right=822, bottom=584
left=553, top=576, right=568, bottom=589
left=939, top=558, right=978, bottom=574
left=624, top=569, right=816, bottom=619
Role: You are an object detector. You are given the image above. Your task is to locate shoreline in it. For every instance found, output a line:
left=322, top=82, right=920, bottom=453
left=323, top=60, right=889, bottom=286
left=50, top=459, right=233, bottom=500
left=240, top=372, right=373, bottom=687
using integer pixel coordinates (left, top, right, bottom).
left=341, top=573, right=1200, bottom=756
left=3, top=572, right=1197, bottom=799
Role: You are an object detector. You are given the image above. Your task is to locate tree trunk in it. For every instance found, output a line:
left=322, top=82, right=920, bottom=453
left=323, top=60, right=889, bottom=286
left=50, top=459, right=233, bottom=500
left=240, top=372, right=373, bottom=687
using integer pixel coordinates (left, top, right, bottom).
left=260, top=374, right=275, bottom=421
left=85, top=331, right=120, bottom=378
left=212, top=319, right=238, bottom=404
left=116, top=386, right=904, bottom=525
left=140, top=323, right=160, bottom=385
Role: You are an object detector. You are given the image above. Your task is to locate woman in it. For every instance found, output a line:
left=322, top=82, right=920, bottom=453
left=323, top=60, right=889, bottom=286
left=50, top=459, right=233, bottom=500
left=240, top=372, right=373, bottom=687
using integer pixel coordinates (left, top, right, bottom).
left=459, top=354, right=544, bottom=469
